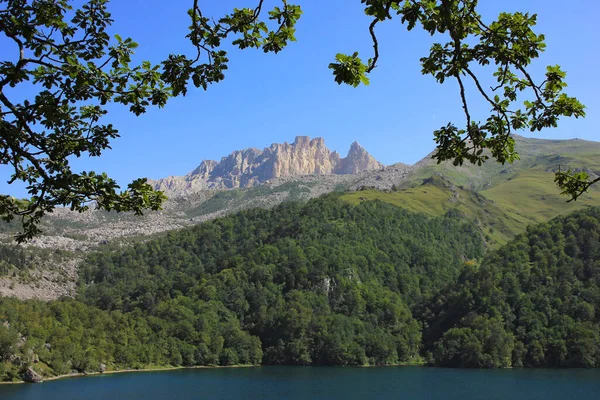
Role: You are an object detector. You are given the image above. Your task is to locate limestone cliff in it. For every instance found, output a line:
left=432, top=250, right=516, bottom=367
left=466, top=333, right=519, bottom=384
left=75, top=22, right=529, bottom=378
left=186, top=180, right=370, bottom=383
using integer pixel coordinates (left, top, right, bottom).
left=334, top=141, right=383, bottom=174
left=151, top=136, right=384, bottom=196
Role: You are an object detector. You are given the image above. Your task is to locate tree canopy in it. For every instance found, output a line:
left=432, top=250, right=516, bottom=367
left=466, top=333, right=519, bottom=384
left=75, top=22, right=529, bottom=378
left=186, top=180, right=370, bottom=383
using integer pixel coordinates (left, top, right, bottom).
left=0, top=0, right=590, bottom=241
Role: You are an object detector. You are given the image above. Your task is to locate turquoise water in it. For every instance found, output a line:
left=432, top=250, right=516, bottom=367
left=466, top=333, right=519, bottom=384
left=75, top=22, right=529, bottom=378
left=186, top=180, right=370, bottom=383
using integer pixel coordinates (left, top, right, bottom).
left=1, top=367, right=599, bottom=400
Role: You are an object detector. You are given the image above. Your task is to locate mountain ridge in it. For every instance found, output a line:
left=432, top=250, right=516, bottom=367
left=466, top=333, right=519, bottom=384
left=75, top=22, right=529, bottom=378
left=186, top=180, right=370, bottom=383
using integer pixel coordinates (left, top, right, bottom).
left=150, top=136, right=384, bottom=196
left=1, top=134, right=599, bottom=301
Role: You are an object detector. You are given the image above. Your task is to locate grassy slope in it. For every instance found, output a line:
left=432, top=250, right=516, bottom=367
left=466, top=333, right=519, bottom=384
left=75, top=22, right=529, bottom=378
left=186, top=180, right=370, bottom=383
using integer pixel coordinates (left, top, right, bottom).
left=343, top=177, right=522, bottom=246
left=405, top=135, right=600, bottom=191
left=344, top=135, right=600, bottom=247
left=481, top=170, right=600, bottom=224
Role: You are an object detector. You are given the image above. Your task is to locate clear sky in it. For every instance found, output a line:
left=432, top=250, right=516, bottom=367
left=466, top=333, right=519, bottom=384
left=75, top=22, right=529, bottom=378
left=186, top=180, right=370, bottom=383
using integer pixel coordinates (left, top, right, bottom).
left=2, top=0, right=600, bottom=198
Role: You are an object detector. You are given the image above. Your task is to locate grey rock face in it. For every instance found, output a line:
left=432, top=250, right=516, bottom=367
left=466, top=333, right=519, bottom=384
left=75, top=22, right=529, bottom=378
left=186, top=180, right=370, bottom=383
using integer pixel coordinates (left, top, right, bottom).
left=334, top=141, right=384, bottom=174
left=350, top=163, right=413, bottom=191
left=23, top=367, right=43, bottom=383
left=151, top=136, right=384, bottom=197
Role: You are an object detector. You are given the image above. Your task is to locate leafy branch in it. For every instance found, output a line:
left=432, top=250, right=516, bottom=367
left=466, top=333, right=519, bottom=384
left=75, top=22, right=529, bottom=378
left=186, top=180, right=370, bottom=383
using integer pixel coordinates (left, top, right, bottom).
left=0, top=0, right=590, bottom=241
left=326, top=0, right=587, bottom=199
left=0, top=0, right=301, bottom=241
left=555, top=168, right=600, bottom=202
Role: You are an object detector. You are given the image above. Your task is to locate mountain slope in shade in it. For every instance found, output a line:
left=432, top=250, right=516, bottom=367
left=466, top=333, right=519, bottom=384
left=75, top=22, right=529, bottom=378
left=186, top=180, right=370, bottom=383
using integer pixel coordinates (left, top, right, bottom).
left=150, top=136, right=384, bottom=196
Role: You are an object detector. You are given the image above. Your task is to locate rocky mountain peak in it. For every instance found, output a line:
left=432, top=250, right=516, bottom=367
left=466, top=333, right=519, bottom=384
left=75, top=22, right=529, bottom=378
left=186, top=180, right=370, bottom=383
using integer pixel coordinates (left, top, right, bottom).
left=188, top=160, right=217, bottom=178
left=349, top=140, right=362, bottom=150
left=335, top=140, right=383, bottom=175
left=151, top=136, right=384, bottom=197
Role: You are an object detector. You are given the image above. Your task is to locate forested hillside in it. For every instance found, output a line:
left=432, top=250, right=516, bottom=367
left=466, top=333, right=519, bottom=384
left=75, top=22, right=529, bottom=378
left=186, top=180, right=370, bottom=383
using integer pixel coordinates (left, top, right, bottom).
left=76, top=194, right=482, bottom=366
left=422, top=207, right=600, bottom=368
left=0, top=195, right=483, bottom=379
left=1, top=195, right=599, bottom=381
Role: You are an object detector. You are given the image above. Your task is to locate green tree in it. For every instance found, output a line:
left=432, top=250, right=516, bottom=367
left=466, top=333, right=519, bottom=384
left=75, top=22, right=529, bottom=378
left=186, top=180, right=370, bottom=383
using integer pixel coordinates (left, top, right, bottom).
left=326, top=1, right=588, bottom=200
left=0, top=324, right=18, bottom=361
left=0, top=0, right=301, bottom=241
left=0, top=0, right=588, bottom=241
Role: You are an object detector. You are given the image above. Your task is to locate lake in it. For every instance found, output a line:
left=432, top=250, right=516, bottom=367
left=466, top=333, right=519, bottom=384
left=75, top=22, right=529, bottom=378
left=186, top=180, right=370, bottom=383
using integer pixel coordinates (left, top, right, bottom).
left=1, top=366, right=599, bottom=400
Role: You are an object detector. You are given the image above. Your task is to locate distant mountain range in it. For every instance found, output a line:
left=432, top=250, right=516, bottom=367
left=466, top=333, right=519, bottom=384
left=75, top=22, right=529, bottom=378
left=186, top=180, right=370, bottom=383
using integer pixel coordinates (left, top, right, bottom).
left=150, top=136, right=384, bottom=196
left=1, top=134, right=599, bottom=301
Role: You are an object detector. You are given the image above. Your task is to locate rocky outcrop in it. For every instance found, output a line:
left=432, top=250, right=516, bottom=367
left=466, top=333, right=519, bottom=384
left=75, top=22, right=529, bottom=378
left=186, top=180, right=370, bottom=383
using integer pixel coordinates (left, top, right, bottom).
left=335, top=141, right=383, bottom=174
left=151, top=136, right=384, bottom=197
left=350, top=163, right=414, bottom=191
left=23, top=367, right=43, bottom=383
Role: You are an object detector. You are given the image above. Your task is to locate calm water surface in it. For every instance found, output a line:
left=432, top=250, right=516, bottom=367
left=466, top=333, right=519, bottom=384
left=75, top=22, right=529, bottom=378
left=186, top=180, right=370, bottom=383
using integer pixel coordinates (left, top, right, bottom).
left=1, top=366, right=599, bottom=400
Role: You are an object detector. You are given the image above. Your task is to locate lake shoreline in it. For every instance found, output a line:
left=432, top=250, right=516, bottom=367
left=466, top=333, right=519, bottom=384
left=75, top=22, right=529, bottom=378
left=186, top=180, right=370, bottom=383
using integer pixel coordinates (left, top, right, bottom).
left=0, top=364, right=256, bottom=385
left=0, top=362, right=426, bottom=385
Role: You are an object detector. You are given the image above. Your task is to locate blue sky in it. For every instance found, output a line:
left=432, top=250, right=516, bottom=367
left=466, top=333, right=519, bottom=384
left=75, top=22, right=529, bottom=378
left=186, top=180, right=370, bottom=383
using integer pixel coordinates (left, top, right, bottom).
left=2, top=0, right=600, bottom=198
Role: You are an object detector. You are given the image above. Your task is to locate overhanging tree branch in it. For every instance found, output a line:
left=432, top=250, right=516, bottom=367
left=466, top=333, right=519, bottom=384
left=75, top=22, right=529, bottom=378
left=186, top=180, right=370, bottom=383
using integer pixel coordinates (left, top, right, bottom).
left=0, top=0, right=590, bottom=242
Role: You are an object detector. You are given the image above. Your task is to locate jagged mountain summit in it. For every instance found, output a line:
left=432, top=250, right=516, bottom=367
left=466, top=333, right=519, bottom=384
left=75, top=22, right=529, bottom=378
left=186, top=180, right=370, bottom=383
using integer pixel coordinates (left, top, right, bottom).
left=151, top=136, right=384, bottom=196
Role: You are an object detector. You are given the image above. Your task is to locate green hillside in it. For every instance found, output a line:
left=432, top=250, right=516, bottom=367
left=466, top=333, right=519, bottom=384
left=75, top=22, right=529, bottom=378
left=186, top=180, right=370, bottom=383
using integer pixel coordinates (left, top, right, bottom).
left=342, top=176, right=521, bottom=246
left=423, top=207, right=600, bottom=368
left=343, top=135, right=600, bottom=246
left=406, top=135, right=600, bottom=191
left=481, top=170, right=600, bottom=224
left=0, top=195, right=484, bottom=380
left=2, top=196, right=600, bottom=380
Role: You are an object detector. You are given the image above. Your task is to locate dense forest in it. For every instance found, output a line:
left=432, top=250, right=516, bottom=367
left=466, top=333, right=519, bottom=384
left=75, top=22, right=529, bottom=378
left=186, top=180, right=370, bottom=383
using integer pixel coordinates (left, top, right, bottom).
left=1, top=194, right=599, bottom=381
left=422, top=207, right=600, bottom=368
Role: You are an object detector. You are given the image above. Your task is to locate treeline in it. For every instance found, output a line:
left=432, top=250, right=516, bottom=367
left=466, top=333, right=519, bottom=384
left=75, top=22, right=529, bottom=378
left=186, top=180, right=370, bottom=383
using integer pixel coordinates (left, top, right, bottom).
left=1, top=194, right=599, bottom=381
